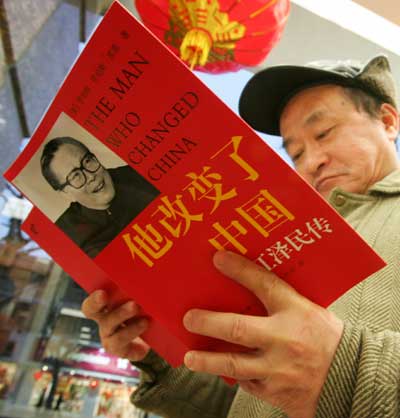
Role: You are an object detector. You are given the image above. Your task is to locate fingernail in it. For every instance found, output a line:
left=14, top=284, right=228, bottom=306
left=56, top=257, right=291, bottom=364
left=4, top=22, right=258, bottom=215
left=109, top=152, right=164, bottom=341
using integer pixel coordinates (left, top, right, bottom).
left=184, top=352, right=194, bottom=369
left=95, top=290, right=105, bottom=304
left=123, top=301, right=134, bottom=312
left=183, top=311, right=193, bottom=330
left=213, top=250, right=232, bottom=267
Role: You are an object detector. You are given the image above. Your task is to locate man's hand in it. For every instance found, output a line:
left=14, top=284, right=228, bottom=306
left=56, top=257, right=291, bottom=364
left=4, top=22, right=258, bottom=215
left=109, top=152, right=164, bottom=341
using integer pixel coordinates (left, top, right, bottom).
left=183, top=251, right=344, bottom=418
left=81, top=291, right=150, bottom=361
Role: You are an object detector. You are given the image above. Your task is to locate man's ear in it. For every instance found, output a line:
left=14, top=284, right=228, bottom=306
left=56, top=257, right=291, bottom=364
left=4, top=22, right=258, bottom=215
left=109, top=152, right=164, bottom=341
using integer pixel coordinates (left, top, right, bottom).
left=380, top=103, right=400, bottom=143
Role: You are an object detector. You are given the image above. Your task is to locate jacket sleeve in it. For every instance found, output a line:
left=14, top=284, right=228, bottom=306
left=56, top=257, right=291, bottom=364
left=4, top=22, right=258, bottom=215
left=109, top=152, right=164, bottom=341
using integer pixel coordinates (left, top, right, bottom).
left=131, top=350, right=238, bottom=418
left=316, top=323, right=400, bottom=418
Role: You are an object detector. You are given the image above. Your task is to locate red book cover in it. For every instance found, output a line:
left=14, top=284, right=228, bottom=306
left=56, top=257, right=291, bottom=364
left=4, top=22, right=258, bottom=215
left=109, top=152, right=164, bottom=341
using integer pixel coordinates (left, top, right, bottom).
left=5, top=1, right=385, bottom=364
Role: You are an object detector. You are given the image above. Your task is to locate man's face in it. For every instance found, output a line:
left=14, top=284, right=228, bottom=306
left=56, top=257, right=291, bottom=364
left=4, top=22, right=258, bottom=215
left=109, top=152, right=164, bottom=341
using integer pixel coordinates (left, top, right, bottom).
left=50, top=143, right=116, bottom=210
left=279, top=84, right=399, bottom=199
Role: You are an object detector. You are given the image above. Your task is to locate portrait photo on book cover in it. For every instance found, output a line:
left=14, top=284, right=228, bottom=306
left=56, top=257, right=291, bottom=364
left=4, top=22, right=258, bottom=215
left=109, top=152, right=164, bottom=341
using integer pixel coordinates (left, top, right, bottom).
left=14, top=113, right=160, bottom=258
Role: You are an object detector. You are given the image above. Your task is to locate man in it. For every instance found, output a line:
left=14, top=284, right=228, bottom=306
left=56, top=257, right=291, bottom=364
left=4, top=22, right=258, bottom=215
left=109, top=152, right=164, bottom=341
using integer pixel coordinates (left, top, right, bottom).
left=41, top=137, right=159, bottom=257
left=82, top=55, right=400, bottom=417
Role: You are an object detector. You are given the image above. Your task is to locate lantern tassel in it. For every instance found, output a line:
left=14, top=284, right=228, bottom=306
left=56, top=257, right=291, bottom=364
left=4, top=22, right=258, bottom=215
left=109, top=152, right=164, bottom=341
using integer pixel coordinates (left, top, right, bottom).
left=180, top=28, right=213, bottom=69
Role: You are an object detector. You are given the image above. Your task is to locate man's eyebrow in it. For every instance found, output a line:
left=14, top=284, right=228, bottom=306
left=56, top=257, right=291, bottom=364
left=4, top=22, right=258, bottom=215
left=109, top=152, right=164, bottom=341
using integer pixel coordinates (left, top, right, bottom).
left=305, top=110, right=326, bottom=126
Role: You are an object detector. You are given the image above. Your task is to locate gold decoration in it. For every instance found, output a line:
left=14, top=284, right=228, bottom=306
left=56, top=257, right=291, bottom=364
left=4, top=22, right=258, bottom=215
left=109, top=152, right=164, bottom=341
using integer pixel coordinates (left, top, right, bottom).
left=169, top=0, right=246, bottom=69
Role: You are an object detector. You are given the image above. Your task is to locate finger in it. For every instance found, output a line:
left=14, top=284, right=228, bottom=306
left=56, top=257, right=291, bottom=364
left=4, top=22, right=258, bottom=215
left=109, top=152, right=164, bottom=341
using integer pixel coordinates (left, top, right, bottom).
left=103, top=318, right=149, bottom=359
left=99, top=301, right=141, bottom=338
left=123, top=339, right=151, bottom=362
left=213, top=251, right=298, bottom=312
left=183, top=309, right=268, bottom=348
left=81, top=290, right=109, bottom=320
left=239, top=379, right=269, bottom=400
left=184, top=350, right=268, bottom=380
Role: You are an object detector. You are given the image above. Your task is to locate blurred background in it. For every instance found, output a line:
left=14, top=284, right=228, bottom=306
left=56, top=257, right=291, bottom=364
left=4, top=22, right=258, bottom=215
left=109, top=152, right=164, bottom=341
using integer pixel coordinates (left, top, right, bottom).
left=0, top=1, right=399, bottom=417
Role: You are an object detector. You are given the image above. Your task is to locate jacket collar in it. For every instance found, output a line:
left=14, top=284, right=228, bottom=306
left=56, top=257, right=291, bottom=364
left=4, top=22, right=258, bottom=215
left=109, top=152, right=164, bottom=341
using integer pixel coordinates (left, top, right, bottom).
left=367, top=168, right=400, bottom=195
left=327, top=169, right=400, bottom=215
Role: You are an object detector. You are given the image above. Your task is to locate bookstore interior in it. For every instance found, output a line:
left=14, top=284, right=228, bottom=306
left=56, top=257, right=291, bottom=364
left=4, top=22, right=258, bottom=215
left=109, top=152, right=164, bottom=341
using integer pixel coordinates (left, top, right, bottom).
left=1, top=1, right=399, bottom=418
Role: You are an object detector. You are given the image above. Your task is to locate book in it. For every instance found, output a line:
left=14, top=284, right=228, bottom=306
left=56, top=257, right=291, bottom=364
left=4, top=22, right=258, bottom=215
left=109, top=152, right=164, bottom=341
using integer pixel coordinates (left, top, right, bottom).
left=4, top=1, right=385, bottom=366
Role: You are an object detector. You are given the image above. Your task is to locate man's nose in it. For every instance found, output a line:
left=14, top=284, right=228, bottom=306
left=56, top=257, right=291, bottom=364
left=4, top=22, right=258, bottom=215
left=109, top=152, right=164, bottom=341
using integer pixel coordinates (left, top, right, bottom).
left=84, top=169, right=97, bottom=183
left=302, top=145, right=329, bottom=177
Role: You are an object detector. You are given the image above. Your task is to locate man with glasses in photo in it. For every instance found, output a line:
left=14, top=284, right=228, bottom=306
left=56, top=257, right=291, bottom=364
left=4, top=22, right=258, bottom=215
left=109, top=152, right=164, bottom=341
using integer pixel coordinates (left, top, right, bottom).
left=40, top=136, right=159, bottom=257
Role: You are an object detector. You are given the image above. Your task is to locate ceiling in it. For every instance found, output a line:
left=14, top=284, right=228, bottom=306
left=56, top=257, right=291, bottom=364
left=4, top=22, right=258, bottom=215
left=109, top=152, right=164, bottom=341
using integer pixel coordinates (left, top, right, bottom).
left=352, top=0, right=400, bottom=25
left=257, top=1, right=400, bottom=110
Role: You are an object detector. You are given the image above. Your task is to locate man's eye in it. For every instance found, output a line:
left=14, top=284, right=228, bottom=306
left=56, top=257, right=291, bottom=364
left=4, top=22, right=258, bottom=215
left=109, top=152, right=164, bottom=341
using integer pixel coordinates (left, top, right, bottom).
left=292, top=151, right=303, bottom=162
left=316, top=127, right=333, bottom=140
left=70, top=171, right=81, bottom=180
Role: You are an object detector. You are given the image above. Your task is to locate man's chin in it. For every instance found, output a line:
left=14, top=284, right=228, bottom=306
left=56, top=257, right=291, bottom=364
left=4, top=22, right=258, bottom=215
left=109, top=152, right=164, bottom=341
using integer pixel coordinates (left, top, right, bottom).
left=317, top=183, right=345, bottom=201
left=320, top=191, right=331, bottom=200
left=101, top=189, right=116, bottom=205
left=88, top=189, right=115, bottom=209
left=316, top=175, right=349, bottom=197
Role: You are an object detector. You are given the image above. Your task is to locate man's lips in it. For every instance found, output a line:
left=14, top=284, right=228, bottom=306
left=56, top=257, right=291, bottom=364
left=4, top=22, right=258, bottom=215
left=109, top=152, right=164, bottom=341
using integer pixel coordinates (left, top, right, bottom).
left=91, top=179, right=105, bottom=193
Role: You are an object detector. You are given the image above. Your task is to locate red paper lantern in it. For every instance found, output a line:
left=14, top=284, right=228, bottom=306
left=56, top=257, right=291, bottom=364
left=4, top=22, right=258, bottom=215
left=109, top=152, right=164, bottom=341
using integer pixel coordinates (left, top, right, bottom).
left=135, top=0, right=290, bottom=74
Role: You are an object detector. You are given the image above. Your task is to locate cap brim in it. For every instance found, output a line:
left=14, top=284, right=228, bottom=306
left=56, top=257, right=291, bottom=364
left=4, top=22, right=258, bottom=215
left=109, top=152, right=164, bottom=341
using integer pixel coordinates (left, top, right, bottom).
left=238, top=66, right=352, bottom=136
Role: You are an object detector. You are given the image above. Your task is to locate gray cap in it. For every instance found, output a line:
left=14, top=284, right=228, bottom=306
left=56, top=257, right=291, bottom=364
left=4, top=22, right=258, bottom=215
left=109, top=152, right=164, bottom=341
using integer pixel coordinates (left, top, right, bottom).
left=239, top=55, right=398, bottom=136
